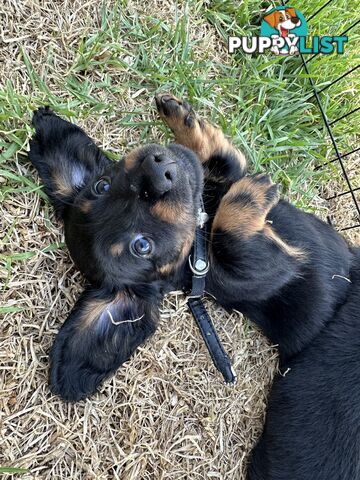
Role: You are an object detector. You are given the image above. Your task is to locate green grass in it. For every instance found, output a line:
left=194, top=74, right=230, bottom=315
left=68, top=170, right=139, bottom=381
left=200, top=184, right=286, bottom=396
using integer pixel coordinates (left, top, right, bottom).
left=1, top=0, right=359, bottom=278
left=0, top=467, right=28, bottom=474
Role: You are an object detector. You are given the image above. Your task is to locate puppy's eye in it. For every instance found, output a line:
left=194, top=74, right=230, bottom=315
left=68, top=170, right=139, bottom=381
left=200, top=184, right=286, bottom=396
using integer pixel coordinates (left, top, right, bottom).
left=130, top=235, right=154, bottom=257
left=93, top=178, right=111, bottom=195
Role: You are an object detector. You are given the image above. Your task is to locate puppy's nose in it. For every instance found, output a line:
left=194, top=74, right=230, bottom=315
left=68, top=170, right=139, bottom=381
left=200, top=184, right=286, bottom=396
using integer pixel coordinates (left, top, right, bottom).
left=141, top=153, right=177, bottom=195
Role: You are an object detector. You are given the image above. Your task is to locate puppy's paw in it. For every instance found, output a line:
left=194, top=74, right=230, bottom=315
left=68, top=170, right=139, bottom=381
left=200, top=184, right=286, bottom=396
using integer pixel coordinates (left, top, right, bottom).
left=213, top=174, right=280, bottom=238
left=155, top=92, right=200, bottom=131
left=289, top=45, right=299, bottom=55
left=32, top=106, right=56, bottom=128
left=155, top=92, right=247, bottom=172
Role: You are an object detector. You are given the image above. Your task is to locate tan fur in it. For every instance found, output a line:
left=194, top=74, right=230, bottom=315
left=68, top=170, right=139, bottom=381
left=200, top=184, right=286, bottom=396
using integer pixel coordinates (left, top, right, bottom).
left=157, top=93, right=246, bottom=170
left=226, top=175, right=276, bottom=207
left=52, top=172, right=73, bottom=198
left=212, top=177, right=271, bottom=237
left=79, top=200, right=92, bottom=213
left=157, top=233, right=194, bottom=276
left=212, top=201, right=265, bottom=237
left=264, top=225, right=306, bottom=260
left=79, top=298, right=110, bottom=330
left=157, top=262, right=174, bottom=276
left=264, top=10, right=281, bottom=28
left=124, top=147, right=142, bottom=172
left=151, top=200, right=191, bottom=224
left=110, top=242, right=124, bottom=257
left=213, top=202, right=305, bottom=260
left=79, top=292, right=127, bottom=330
left=264, top=8, right=297, bottom=29
left=213, top=176, right=305, bottom=260
left=286, top=8, right=297, bottom=18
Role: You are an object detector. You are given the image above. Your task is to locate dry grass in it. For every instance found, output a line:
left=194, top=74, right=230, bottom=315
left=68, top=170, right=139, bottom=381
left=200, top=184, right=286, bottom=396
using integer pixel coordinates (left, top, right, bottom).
left=0, top=191, right=277, bottom=478
left=1, top=0, right=358, bottom=478
left=322, top=151, right=360, bottom=244
left=0, top=1, right=277, bottom=478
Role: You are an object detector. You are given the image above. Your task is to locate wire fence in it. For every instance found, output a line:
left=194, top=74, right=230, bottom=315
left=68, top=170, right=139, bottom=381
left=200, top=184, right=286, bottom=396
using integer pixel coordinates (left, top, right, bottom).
left=281, top=0, right=360, bottom=234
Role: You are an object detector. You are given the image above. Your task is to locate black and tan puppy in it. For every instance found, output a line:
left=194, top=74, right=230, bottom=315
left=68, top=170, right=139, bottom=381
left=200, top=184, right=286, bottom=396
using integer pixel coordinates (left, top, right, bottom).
left=29, top=95, right=360, bottom=479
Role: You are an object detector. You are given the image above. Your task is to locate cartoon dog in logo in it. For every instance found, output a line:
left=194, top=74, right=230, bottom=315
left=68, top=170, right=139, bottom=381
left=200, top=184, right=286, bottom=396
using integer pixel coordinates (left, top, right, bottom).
left=264, top=8, right=302, bottom=55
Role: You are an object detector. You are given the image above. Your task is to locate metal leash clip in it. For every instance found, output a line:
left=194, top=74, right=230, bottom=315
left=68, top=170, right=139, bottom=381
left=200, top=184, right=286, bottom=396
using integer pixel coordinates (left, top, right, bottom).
left=188, top=254, right=210, bottom=276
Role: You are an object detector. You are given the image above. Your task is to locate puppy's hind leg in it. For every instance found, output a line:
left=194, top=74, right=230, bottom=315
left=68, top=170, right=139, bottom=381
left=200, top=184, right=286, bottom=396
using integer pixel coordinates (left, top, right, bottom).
left=155, top=93, right=247, bottom=184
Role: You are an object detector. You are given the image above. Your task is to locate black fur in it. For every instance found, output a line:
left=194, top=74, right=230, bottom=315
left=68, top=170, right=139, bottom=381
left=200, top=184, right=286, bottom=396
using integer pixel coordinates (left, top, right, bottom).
left=29, top=99, right=360, bottom=479
left=29, top=107, right=204, bottom=401
left=49, top=286, right=158, bottom=401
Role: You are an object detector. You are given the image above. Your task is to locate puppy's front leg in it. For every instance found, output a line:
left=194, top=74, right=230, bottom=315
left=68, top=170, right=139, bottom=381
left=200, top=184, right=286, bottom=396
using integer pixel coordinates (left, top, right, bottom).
left=155, top=93, right=247, bottom=185
left=208, top=174, right=306, bottom=304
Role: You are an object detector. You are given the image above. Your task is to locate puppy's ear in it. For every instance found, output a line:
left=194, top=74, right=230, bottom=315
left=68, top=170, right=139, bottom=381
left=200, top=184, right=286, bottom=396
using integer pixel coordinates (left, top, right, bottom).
left=49, top=287, right=159, bottom=402
left=286, top=8, right=297, bottom=17
left=263, top=10, right=280, bottom=28
left=29, top=108, right=112, bottom=217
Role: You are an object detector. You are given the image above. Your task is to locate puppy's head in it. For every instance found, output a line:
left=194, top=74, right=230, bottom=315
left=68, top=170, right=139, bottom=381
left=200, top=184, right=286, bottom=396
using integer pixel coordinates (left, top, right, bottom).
left=67, top=142, right=203, bottom=290
left=264, top=8, right=301, bottom=32
left=30, top=109, right=203, bottom=290
left=29, top=108, right=203, bottom=401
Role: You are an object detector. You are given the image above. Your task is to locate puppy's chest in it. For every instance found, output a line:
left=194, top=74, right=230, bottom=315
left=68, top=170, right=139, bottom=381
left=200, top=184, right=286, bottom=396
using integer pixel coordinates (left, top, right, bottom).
left=203, top=179, right=232, bottom=220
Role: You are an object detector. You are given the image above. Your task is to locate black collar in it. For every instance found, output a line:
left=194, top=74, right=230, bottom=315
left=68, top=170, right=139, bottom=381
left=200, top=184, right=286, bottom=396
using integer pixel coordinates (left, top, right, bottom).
left=188, top=204, right=209, bottom=298
left=185, top=202, right=237, bottom=385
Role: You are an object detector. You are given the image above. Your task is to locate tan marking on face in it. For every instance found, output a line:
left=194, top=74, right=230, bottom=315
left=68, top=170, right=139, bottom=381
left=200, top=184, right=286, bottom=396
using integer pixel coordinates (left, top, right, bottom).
left=180, top=231, right=195, bottom=257
left=286, top=8, right=297, bottom=18
left=79, top=200, right=92, bottom=213
left=157, top=262, right=174, bottom=275
left=52, top=173, right=73, bottom=198
left=264, top=8, right=297, bottom=28
left=124, top=147, right=142, bottom=172
left=110, top=242, right=124, bottom=257
left=151, top=200, right=191, bottom=224
left=157, top=230, right=195, bottom=276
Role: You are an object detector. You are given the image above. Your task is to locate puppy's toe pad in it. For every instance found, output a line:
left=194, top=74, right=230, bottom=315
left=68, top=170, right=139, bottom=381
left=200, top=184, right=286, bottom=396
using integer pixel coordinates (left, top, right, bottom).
left=155, top=93, right=195, bottom=127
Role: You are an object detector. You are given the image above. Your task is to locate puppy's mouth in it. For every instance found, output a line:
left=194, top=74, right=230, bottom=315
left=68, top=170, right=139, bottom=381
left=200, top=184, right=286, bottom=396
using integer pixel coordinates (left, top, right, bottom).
left=279, top=19, right=300, bottom=36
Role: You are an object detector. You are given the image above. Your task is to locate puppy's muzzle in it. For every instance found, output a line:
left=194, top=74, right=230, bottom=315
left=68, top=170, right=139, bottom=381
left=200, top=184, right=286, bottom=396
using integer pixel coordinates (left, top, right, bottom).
left=141, top=152, right=177, bottom=195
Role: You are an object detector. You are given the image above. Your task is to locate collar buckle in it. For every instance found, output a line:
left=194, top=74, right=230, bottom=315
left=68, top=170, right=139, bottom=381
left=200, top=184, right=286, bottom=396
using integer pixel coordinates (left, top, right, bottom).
left=188, top=255, right=210, bottom=276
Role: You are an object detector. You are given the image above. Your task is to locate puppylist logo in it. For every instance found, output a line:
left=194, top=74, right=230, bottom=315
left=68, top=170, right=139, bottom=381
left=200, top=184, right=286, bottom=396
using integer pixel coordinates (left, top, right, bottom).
left=229, top=7, right=348, bottom=56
